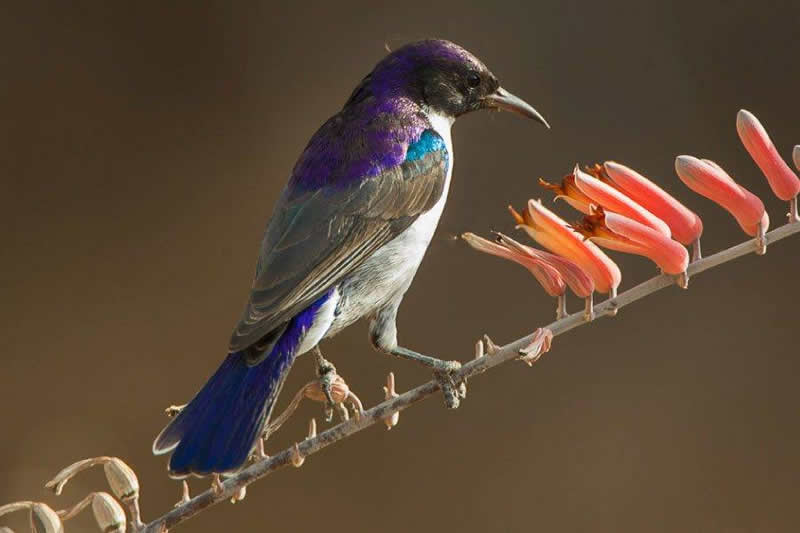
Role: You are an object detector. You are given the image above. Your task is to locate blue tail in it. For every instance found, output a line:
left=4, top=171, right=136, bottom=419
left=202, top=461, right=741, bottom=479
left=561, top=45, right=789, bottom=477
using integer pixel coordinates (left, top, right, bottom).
left=153, top=293, right=329, bottom=476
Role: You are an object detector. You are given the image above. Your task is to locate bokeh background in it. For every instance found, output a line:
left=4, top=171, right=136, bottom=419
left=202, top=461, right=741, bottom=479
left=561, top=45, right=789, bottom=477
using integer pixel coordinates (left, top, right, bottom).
left=2, top=1, right=799, bottom=531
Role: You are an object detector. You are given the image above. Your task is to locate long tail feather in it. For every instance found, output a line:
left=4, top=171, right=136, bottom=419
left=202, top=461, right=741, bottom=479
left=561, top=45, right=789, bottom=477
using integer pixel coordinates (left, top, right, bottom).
left=153, top=292, right=330, bottom=476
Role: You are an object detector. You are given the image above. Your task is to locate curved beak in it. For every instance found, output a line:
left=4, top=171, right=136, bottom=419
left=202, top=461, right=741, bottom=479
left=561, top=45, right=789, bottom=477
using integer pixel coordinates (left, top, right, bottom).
left=483, top=87, right=550, bottom=129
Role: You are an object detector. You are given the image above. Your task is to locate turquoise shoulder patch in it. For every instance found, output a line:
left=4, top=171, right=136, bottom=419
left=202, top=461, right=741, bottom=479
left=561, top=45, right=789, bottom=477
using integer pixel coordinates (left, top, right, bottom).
left=405, top=130, right=446, bottom=162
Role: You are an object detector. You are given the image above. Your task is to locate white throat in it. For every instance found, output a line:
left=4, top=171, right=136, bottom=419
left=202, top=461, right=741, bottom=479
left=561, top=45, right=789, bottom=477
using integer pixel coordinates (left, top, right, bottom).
left=425, top=111, right=454, bottom=159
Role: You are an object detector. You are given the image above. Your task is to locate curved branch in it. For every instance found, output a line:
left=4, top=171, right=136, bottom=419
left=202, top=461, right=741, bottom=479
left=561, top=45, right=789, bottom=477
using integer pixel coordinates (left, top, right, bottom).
left=142, top=220, right=800, bottom=533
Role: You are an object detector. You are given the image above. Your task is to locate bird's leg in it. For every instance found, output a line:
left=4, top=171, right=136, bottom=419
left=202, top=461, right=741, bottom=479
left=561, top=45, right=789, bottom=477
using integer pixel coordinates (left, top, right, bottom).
left=389, top=346, right=463, bottom=408
left=370, top=306, right=464, bottom=409
left=312, top=346, right=337, bottom=419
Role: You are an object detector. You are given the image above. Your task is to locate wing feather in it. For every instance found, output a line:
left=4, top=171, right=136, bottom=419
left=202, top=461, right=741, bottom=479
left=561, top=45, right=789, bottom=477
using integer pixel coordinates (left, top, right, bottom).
left=229, top=132, right=448, bottom=352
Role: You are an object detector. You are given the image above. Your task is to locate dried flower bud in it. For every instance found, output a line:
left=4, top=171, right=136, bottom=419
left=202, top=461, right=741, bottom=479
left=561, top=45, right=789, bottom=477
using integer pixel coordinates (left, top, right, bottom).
left=0, top=502, right=62, bottom=533
left=31, top=503, right=63, bottom=533
left=230, top=485, right=247, bottom=504
left=382, top=372, right=400, bottom=430
left=674, top=156, right=767, bottom=236
left=584, top=162, right=628, bottom=190
left=793, top=145, right=800, bottom=171
left=46, top=456, right=139, bottom=502
left=103, top=458, right=139, bottom=501
left=304, top=375, right=351, bottom=404
left=462, top=232, right=566, bottom=297
left=510, top=200, right=621, bottom=294
left=603, top=161, right=703, bottom=245
left=518, top=328, right=553, bottom=367
left=573, top=165, right=672, bottom=237
left=290, top=443, right=305, bottom=468
left=539, top=174, right=594, bottom=214
left=736, top=109, right=800, bottom=201
left=91, top=493, right=126, bottom=533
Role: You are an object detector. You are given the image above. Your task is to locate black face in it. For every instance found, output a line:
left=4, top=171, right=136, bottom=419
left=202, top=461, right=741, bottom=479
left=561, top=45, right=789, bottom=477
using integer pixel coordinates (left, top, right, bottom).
left=355, top=40, right=549, bottom=127
left=417, top=61, right=501, bottom=117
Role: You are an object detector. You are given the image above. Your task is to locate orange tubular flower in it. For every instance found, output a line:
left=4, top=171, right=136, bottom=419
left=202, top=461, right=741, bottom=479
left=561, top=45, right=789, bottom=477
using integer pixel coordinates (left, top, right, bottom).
left=577, top=208, right=689, bottom=275
left=674, top=156, right=768, bottom=237
left=509, top=200, right=621, bottom=294
left=572, top=165, right=673, bottom=238
left=736, top=109, right=800, bottom=201
left=538, top=174, right=594, bottom=214
left=494, top=231, right=595, bottom=298
left=602, top=161, right=703, bottom=245
left=461, top=232, right=566, bottom=297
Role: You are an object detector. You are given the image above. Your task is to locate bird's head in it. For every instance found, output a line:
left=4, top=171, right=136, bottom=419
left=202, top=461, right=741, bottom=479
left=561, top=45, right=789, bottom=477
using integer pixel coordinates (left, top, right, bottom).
left=350, top=39, right=549, bottom=128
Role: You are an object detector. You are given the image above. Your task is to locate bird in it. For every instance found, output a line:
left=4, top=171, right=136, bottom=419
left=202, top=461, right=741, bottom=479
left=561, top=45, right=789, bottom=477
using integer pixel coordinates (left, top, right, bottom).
left=153, top=39, right=549, bottom=478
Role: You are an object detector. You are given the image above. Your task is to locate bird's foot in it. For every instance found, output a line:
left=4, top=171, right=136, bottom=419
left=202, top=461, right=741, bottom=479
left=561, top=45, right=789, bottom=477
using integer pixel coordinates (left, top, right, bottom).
left=263, top=358, right=364, bottom=441
left=432, top=359, right=466, bottom=409
left=387, top=346, right=465, bottom=408
left=314, top=347, right=339, bottom=419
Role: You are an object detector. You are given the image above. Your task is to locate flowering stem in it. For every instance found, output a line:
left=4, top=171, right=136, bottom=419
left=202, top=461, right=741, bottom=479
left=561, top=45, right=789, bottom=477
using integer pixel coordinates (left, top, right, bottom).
left=556, top=294, right=568, bottom=319
left=140, top=219, right=800, bottom=533
left=57, top=493, right=95, bottom=521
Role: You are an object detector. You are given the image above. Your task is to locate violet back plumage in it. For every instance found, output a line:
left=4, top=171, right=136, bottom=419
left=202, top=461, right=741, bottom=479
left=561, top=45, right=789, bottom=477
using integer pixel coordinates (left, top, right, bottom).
left=289, top=41, right=485, bottom=193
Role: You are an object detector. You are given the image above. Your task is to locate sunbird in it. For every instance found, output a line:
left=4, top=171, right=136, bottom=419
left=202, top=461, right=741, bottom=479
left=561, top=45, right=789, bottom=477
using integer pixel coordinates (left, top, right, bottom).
left=153, top=39, right=548, bottom=477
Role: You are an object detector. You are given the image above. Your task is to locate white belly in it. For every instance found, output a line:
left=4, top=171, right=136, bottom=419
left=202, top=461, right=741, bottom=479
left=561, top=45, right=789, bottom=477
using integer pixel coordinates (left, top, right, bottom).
left=324, top=111, right=454, bottom=336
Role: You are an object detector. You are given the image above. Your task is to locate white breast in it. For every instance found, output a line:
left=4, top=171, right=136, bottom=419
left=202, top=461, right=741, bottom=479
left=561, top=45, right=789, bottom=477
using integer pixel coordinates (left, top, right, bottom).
left=400, top=111, right=454, bottom=240
left=318, top=111, right=456, bottom=339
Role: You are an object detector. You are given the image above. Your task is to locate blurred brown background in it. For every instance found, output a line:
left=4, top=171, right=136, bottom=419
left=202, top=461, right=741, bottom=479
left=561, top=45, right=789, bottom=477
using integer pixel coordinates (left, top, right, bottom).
left=2, top=1, right=799, bottom=531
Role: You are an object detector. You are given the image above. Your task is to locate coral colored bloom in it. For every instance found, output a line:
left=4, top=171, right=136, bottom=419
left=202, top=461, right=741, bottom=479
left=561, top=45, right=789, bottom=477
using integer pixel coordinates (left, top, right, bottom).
left=461, top=232, right=566, bottom=297
left=494, top=231, right=595, bottom=298
left=602, top=161, right=703, bottom=245
left=509, top=200, right=621, bottom=294
left=702, top=159, right=772, bottom=236
left=741, top=211, right=770, bottom=238
left=576, top=208, right=689, bottom=275
left=736, top=110, right=800, bottom=201
left=538, top=174, right=594, bottom=214
left=572, top=165, right=672, bottom=237
left=674, top=156, right=768, bottom=236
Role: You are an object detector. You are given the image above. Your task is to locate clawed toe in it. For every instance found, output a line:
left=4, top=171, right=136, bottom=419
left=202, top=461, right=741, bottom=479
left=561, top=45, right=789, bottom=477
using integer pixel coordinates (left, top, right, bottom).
left=434, top=359, right=461, bottom=373
left=433, top=362, right=465, bottom=409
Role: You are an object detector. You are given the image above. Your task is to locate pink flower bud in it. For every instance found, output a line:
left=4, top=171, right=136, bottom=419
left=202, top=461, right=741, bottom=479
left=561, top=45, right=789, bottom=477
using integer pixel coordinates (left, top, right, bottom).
left=494, top=231, right=595, bottom=298
left=573, top=165, right=672, bottom=237
left=674, top=156, right=768, bottom=236
left=736, top=110, right=800, bottom=201
left=602, top=161, right=703, bottom=245
left=509, top=200, right=621, bottom=294
left=462, top=232, right=566, bottom=297
left=741, top=211, right=770, bottom=238
left=577, top=208, right=689, bottom=275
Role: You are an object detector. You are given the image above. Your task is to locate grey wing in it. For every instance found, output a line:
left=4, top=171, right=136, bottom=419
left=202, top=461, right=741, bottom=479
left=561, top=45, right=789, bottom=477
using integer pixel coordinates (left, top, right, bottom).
left=229, top=145, right=448, bottom=353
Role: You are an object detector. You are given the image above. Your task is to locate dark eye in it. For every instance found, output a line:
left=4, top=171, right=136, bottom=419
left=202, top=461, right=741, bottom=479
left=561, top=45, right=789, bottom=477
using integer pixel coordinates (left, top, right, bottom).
left=466, top=72, right=481, bottom=88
